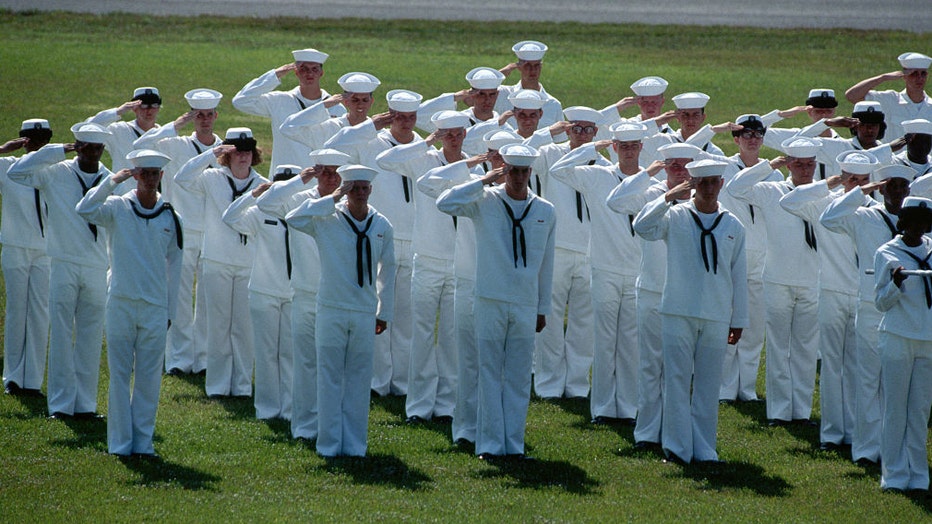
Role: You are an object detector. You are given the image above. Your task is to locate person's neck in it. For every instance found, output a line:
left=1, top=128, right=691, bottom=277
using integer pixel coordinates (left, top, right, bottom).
left=472, top=108, right=494, bottom=121
left=520, top=79, right=540, bottom=91
left=347, top=200, right=368, bottom=221
left=298, top=84, right=322, bottom=100
left=135, top=119, right=155, bottom=132
left=135, top=189, right=158, bottom=209
left=347, top=112, right=367, bottom=126
left=903, top=232, right=924, bottom=247
left=505, top=185, right=528, bottom=200
left=680, top=127, right=696, bottom=140
left=194, top=129, right=215, bottom=145
left=230, top=164, right=250, bottom=180
left=390, top=129, right=415, bottom=144
left=618, top=160, right=639, bottom=176
left=442, top=146, right=462, bottom=164
left=693, top=196, right=718, bottom=214
left=77, top=158, right=98, bottom=174
left=517, top=126, right=534, bottom=139
left=907, top=149, right=929, bottom=164
left=885, top=201, right=901, bottom=216
left=906, top=85, right=926, bottom=104
left=738, top=151, right=759, bottom=167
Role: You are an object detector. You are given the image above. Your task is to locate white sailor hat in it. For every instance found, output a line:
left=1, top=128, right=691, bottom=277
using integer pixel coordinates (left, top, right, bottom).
left=672, top=92, right=710, bottom=110
left=898, top=52, right=932, bottom=70
left=873, top=164, right=918, bottom=183
left=508, top=89, right=546, bottom=110
left=70, top=122, right=112, bottom=144
left=273, top=164, right=302, bottom=178
left=223, top=127, right=257, bottom=151
left=292, top=48, right=329, bottom=64
left=902, top=196, right=932, bottom=211
left=132, top=87, right=161, bottom=104
left=902, top=118, right=932, bottom=136
left=126, top=149, right=171, bottom=170
left=337, top=164, right=378, bottom=183
left=630, top=76, right=668, bottom=97
left=184, top=88, right=223, bottom=110
left=563, top=106, right=603, bottom=124
left=337, top=72, right=380, bottom=94
left=657, top=142, right=702, bottom=160
left=21, top=118, right=50, bottom=131
left=512, top=40, right=547, bottom=61
left=483, top=129, right=522, bottom=151
left=686, top=159, right=728, bottom=178
left=309, top=148, right=351, bottom=166
left=609, top=121, right=647, bottom=142
left=781, top=136, right=821, bottom=158
left=431, top=110, right=470, bottom=130
left=852, top=101, right=884, bottom=118
left=466, top=67, right=506, bottom=90
left=500, top=143, right=540, bottom=167
left=836, top=150, right=879, bottom=175
left=806, top=88, right=838, bottom=108
left=386, top=89, right=423, bottom=112
left=736, top=114, right=765, bottom=130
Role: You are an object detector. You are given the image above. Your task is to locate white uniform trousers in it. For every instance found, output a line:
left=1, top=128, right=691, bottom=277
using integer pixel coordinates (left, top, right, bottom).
left=106, top=297, right=166, bottom=455
left=853, top=302, right=883, bottom=462
left=661, top=314, right=728, bottom=463
left=165, top=230, right=207, bottom=373
left=202, top=259, right=254, bottom=397
left=534, top=248, right=593, bottom=398
left=475, top=297, right=536, bottom=456
left=316, top=304, right=376, bottom=457
left=720, top=276, right=765, bottom=401
left=291, top=290, right=319, bottom=439
left=589, top=270, right=638, bottom=419
left=452, top=277, right=477, bottom=443
left=2, top=246, right=50, bottom=390
left=47, top=258, right=106, bottom=415
left=371, top=238, right=412, bottom=396
left=633, top=288, right=663, bottom=444
left=879, top=332, right=932, bottom=491
left=406, top=254, right=457, bottom=419
left=763, top=282, right=820, bottom=421
left=251, top=291, right=293, bottom=420
left=817, top=289, right=858, bottom=445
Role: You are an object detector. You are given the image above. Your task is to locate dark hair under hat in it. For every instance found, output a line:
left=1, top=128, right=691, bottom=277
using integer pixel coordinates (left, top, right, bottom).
left=132, top=88, right=162, bottom=106
left=732, top=115, right=766, bottom=137
left=223, top=134, right=258, bottom=152
left=806, top=91, right=838, bottom=109
left=19, top=127, right=52, bottom=143
left=851, top=106, right=887, bottom=140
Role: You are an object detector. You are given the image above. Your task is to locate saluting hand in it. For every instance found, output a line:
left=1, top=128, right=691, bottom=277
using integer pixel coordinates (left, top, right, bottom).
left=113, top=169, right=135, bottom=184
left=372, top=111, right=394, bottom=130
left=275, top=62, right=297, bottom=79
left=252, top=182, right=272, bottom=198
left=499, top=62, right=519, bottom=77
left=116, top=100, right=142, bottom=116
left=213, top=144, right=237, bottom=157
left=173, top=110, right=197, bottom=130
left=0, top=137, right=28, bottom=154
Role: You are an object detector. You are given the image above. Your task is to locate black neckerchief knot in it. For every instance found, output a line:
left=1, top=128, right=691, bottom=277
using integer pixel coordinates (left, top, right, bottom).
left=500, top=196, right=534, bottom=268
left=341, top=212, right=374, bottom=287
left=688, top=209, right=725, bottom=274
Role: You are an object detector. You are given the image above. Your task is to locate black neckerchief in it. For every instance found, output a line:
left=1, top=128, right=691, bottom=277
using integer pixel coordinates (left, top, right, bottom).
left=688, top=208, right=726, bottom=274
left=575, top=159, right=594, bottom=222
left=898, top=245, right=932, bottom=308
left=880, top=211, right=898, bottom=239
left=191, top=138, right=215, bottom=169
left=34, top=189, right=45, bottom=237
left=341, top=211, right=375, bottom=287
left=72, top=167, right=103, bottom=241
left=500, top=195, right=535, bottom=268
left=384, top=137, right=412, bottom=204
left=294, top=94, right=307, bottom=111
left=804, top=220, right=818, bottom=251
left=130, top=200, right=183, bottom=250
left=281, top=220, right=292, bottom=279
left=226, top=175, right=256, bottom=245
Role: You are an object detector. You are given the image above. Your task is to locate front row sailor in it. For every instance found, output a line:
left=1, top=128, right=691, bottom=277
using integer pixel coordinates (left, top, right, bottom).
left=76, top=149, right=183, bottom=458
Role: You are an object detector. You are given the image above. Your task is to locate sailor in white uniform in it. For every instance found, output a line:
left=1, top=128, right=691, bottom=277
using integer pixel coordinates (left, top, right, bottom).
left=76, top=149, right=182, bottom=457
left=285, top=164, right=396, bottom=457
left=86, top=87, right=162, bottom=175
left=846, top=52, right=932, bottom=142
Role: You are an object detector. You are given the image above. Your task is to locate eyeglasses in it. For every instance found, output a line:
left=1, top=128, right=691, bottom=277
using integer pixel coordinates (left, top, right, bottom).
left=739, top=130, right=764, bottom=139
left=139, top=103, right=160, bottom=109
left=570, top=125, right=597, bottom=134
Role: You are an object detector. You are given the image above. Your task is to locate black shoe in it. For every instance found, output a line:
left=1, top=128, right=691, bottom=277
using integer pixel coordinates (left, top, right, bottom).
left=166, top=367, right=184, bottom=376
left=662, top=453, right=688, bottom=466
left=405, top=415, right=428, bottom=425
left=618, top=417, right=636, bottom=427
left=820, top=442, right=842, bottom=452
left=719, top=399, right=736, bottom=406
left=478, top=452, right=499, bottom=462
left=634, top=441, right=660, bottom=452
left=793, top=418, right=818, bottom=427
left=591, top=416, right=611, bottom=425
left=433, top=415, right=453, bottom=424
left=48, top=411, right=71, bottom=420
left=767, top=418, right=790, bottom=427
left=454, top=438, right=475, bottom=448
left=856, top=457, right=879, bottom=467
left=506, top=453, right=536, bottom=462
left=132, top=452, right=161, bottom=461
left=739, top=397, right=765, bottom=404
left=4, top=382, right=22, bottom=395
left=74, top=412, right=105, bottom=420
left=882, top=487, right=905, bottom=495
left=22, top=388, right=45, bottom=398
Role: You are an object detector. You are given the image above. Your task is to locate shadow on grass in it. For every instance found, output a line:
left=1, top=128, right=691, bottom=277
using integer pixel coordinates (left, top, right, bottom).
left=663, top=459, right=792, bottom=497
left=4, top=391, right=50, bottom=419
left=49, top=417, right=108, bottom=452
left=207, top=395, right=256, bottom=421
left=118, top=454, right=221, bottom=491
left=475, top=456, right=598, bottom=495
left=534, top=395, right=591, bottom=419
left=370, top=393, right=455, bottom=441
left=319, top=453, right=432, bottom=491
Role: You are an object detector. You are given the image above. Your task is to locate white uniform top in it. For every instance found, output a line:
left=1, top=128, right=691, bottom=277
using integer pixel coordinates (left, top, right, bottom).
left=494, top=82, right=563, bottom=129
left=633, top=121, right=711, bottom=169
left=232, top=69, right=345, bottom=171
left=820, top=187, right=893, bottom=301
left=173, top=149, right=268, bottom=267
left=911, top=171, right=932, bottom=199
left=720, top=156, right=783, bottom=268
left=285, top=197, right=395, bottom=320
left=419, top=160, right=480, bottom=280
left=779, top=180, right=859, bottom=295
left=377, top=142, right=476, bottom=261
left=414, top=92, right=501, bottom=156
left=256, top=177, right=322, bottom=293
left=86, top=108, right=157, bottom=174
left=0, top=156, right=47, bottom=250
left=606, top=170, right=668, bottom=292
left=8, top=144, right=110, bottom=268
left=551, top=143, right=641, bottom=276
left=133, top=124, right=221, bottom=232
left=324, top=120, right=422, bottom=242
left=894, top=150, right=932, bottom=177
left=76, top=179, right=182, bottom=314
left=726, top=160, right=820, bottom=287
left=875, top=235, right=932, bottom=341
left=758, top=111, right=842, bottom=180
left=533, top=142, right=612, bottom=254
left=796, top=120, right=895, bottom=168
left=222, top=193, right=294, bottom=299
left=279, top=100, right=354, bottom=152
left=865, top=89, right=932, bottom=142
left=634, top=196, right=749, bottom=327
left=437, top=179, right=555, bottom=314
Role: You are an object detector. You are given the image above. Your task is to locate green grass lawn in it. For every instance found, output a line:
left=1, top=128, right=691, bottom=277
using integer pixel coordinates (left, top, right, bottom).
left=2, top=10, right=932, bottom=521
